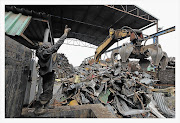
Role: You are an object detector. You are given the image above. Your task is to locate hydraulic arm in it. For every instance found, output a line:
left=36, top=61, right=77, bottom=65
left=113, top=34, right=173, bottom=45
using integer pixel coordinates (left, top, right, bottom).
left=94, top=27, right=143, bottom=62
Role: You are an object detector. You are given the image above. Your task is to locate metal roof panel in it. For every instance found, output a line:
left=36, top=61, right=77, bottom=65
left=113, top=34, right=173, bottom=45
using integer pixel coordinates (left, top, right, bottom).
left=5, top=11, right=32, bottom=36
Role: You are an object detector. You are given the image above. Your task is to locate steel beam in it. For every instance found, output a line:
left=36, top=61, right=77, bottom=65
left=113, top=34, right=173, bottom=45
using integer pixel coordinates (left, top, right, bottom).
left=105, top=5, right=156, bottom=23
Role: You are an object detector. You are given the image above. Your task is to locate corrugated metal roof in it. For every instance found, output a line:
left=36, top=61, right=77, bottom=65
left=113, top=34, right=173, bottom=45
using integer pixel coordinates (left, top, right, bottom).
left=5, top=11, right=32, bottom=36
left=6, top=5, right=158, bottom=46
left=5, top=11, right=50, bottom=49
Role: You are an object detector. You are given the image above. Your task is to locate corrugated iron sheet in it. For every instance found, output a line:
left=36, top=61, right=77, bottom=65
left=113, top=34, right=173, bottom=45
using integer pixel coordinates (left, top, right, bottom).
left=5, top=11, right=32, bottom=36
left=153, top=92, right=175, bottom=118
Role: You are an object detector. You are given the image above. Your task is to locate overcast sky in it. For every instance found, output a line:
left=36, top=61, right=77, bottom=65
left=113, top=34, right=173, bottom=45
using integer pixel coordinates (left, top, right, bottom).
left=55, top=0, right=179, bottom=66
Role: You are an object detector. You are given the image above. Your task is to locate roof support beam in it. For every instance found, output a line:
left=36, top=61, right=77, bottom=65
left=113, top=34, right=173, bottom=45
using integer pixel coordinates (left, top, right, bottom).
left=105, top=5, right=155, bottom=23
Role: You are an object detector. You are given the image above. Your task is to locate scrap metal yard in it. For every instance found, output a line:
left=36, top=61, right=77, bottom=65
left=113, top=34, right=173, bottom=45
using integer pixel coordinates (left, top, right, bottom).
left=3, top=4, right=177, bottom=119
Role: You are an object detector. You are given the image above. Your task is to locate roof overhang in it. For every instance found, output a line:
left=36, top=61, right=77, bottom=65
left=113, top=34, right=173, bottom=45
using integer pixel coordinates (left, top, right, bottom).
left=5, top=5, right=158, bottom=47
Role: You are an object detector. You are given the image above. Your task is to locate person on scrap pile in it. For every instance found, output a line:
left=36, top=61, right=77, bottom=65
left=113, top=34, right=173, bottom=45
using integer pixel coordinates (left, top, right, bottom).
left=34, top=25, right=71, bottom=115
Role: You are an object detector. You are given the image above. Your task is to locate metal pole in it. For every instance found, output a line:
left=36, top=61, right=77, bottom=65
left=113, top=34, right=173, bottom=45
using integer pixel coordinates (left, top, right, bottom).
left=156, top=21, right=158, bottom=44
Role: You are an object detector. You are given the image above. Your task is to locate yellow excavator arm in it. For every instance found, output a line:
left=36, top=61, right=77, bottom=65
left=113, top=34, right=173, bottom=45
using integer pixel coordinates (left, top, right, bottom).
left=94, top=28, right=140, bottom=62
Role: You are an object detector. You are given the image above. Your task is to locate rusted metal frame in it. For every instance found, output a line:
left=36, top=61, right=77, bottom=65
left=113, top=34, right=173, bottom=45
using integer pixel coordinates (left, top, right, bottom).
left=140, top=13, right=148, bottom=17
left=134, top=91, right=145, bottom=110
left=140, top=22, right=156, bottom=31
left=33, top=18, right=48, bottom=23
left=121, top=5, right=126, bottom=11
left=63, top=39, right=97, bottom=49
left=135, top=80, right=150, bottom=89
left=21, top=33, right=35, bottom=45
left=128, top=8, right=137, bottom=13
left=105, top=5, right=155, bottom=23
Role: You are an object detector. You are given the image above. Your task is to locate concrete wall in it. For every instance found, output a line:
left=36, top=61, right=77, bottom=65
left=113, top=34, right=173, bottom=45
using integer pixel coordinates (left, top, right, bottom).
left=5, top=36, right=32, bottom=117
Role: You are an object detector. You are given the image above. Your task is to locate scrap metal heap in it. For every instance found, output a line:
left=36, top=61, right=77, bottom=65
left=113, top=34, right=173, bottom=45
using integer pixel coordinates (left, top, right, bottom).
left=54, top=53, right=74, bottom=79
left=48, top=57, right=175, bottom=118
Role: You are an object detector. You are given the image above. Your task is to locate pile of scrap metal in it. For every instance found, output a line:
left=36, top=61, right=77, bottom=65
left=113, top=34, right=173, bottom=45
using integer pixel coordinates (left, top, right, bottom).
left=49, top=58, right=175, bottom=118
left=54, top=53, right=74, bottom=79
left=168, top=57, right=175, bottom=67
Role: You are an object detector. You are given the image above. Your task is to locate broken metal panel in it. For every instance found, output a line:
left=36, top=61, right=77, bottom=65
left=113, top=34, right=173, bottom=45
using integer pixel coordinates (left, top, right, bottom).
left=146, top=94, right=165, bottom=118
left=115, top=96, right=149, bottom=116
left=98, top=89, right=111, bottom=104
left=153, top=92, right=175, bottom=118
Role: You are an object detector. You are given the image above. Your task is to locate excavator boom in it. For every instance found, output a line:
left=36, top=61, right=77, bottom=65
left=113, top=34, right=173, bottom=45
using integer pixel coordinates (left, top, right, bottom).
left=94, top=28, right=142, bottom=62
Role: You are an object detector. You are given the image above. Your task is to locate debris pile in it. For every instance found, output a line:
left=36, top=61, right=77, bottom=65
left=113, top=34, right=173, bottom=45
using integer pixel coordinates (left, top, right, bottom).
left=50, top=58, right=175, bottom=118
left=54, top=53, right=74, bottom=78
left=168, top=57, right=175, bottom=67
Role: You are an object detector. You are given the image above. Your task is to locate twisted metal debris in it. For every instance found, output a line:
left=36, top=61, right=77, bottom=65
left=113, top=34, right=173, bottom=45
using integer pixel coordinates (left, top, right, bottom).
left=49, top=57, right=175, bottom=118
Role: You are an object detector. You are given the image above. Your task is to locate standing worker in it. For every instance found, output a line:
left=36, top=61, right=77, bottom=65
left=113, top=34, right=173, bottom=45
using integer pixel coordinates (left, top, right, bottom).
left=34, top=25, right=71, bottom=114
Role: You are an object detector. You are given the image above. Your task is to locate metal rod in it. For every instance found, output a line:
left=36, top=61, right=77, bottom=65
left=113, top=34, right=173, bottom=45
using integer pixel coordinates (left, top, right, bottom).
left=21, top=34, right=35, bottom=45
left=52, top=15, right=108, bottom=29
left=121, top=5, right=126, bottom=11
left=128, top=8, right=137, bottom=13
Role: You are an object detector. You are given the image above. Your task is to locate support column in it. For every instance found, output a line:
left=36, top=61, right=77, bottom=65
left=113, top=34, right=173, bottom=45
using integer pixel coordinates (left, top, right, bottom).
left=43, top=28, right=50, bottom=43
left=156, top=21, right=159, bottom=44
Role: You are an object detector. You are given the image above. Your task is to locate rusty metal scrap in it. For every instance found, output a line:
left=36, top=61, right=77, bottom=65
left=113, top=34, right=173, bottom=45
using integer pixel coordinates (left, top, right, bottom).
left=39, top=56, right=175, bottom=118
